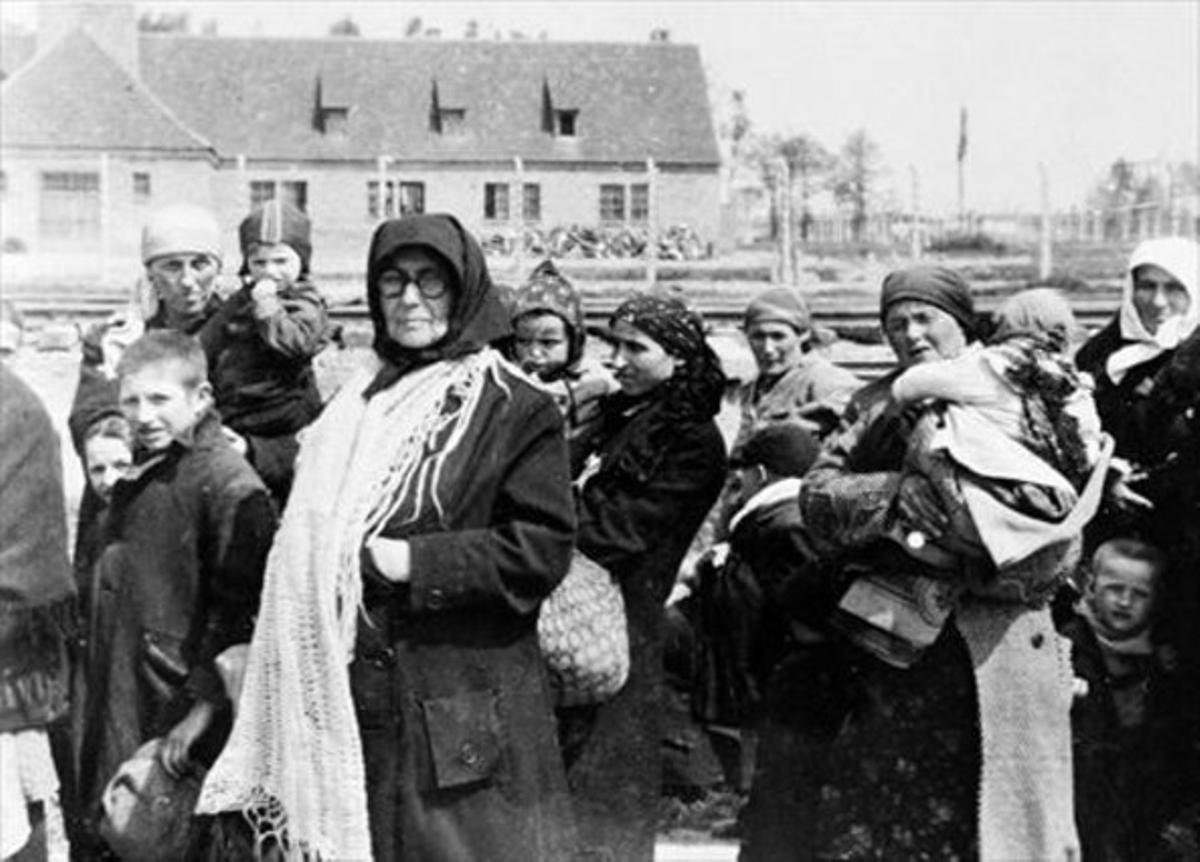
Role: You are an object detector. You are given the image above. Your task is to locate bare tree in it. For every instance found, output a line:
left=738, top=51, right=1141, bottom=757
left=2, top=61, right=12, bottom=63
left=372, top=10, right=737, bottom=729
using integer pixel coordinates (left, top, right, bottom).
left=832, top=129, right=882, bottom=241
left=329, top=15, right=361, bottom=37
left=778, top=134, right=834, bottom=241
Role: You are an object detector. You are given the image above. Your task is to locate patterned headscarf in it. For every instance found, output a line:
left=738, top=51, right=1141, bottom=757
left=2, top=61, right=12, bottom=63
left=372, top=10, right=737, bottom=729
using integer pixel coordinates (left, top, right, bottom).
left=609, top=295, right=726, bottom=420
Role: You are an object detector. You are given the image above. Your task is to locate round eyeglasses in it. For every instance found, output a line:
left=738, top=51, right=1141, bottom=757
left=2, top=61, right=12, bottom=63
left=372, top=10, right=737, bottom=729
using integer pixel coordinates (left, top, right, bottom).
left=378, top=269, right=448, bottom=300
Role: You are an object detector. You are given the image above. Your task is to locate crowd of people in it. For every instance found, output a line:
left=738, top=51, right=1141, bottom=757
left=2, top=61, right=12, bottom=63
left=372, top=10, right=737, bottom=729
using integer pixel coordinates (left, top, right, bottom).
left=0, top=199, right=1197, bottom=862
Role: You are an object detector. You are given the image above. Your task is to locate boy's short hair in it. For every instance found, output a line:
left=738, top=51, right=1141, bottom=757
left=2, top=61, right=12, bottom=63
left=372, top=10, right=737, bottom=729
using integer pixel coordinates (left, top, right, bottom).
left=116, top=331, right=208, bottom=388
left=84, top=414, right=134, bottom=448
left=730, top=423, right=821, bottom=478
left=1089, top=537, right=1168, bottom=586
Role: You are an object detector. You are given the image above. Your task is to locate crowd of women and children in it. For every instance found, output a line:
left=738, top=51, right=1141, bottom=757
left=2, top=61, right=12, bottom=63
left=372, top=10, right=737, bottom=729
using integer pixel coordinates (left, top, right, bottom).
left=1, top=197, right=1197, bottom=862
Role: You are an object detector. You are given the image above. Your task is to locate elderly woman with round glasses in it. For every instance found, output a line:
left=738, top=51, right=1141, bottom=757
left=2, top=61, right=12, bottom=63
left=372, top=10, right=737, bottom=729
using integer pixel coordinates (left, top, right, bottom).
left=196, top=214, right=577, bottom=861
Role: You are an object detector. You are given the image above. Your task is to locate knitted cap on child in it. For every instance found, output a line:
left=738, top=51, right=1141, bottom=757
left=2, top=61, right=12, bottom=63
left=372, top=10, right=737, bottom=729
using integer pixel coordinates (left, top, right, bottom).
left=239, top=199, right=312, bottom=274
left=141, top=204, right=222, bottom=265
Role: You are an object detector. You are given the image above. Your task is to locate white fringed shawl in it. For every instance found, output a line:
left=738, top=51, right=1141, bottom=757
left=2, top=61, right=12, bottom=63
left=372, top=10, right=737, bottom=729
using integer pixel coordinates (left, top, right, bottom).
left=197, top=349, right=504, bottom=861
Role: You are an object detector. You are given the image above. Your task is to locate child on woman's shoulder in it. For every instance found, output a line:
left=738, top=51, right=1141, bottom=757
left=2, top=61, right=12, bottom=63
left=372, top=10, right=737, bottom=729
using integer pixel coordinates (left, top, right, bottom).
left=501, top=260, right=616, bottom=474
left=1063, top=536, right=1198, bottom=862
left=199, top=199, right=334, bottom=503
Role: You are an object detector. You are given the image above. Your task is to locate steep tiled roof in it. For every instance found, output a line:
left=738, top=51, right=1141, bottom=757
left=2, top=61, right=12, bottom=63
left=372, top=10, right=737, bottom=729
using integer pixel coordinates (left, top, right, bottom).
left=138, top=36, right=719, bottom=166
left=1, top=28, right=212, bottom=154
left=0, top=31, right=36, bottom=80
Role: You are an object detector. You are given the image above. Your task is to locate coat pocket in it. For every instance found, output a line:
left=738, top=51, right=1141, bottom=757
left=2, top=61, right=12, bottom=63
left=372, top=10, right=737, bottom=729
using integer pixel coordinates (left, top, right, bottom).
left=419, top=689, right=504, bottom=791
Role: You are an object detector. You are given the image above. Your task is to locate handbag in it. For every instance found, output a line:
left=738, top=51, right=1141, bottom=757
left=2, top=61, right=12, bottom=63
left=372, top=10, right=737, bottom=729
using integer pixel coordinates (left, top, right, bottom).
left=98, top=738, right=205, bottom=862
left=538, top=550, right=629, bottom=706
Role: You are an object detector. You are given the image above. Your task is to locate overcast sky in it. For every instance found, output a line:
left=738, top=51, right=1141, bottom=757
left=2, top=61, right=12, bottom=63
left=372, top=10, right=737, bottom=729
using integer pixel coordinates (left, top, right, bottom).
left=4, top=0, right=1197, bottom=214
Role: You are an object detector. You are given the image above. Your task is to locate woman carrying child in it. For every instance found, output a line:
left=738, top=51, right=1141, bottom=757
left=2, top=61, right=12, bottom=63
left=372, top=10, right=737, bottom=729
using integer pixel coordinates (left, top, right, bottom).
left=748, top=267, right=1083, bottom=861
left=560, top=295, right=727, bottom=862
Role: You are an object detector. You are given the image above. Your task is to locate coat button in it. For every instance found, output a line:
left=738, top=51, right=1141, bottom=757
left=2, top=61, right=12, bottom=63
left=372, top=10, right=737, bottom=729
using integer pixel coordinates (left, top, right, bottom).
left=460, top=742, right=481, bottom=768
left=428, top=588, right=445, bottom=610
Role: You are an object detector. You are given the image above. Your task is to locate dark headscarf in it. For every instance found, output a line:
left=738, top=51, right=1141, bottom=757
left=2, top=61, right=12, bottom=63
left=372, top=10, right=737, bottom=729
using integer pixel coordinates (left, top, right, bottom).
left=364, top=214, right=511, bottom=395
left=609, top=295, right=725, bottom=420
left=510, top=260, right=586, bottom=369
left=879, top=265, right=978, bottom=340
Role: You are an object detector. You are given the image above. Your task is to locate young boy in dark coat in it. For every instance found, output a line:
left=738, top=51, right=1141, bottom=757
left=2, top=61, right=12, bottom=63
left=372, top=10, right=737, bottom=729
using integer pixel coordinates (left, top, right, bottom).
left=1064, top=537, right=1199, bottom=861
left=74, top=331, right=275, bottom=853
left=199, top=199, right=333, bottom=503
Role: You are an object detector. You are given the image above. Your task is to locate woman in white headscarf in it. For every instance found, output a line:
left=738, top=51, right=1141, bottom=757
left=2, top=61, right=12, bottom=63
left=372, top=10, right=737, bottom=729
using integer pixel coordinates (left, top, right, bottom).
left=1076, top=237, right=1198, bottom=464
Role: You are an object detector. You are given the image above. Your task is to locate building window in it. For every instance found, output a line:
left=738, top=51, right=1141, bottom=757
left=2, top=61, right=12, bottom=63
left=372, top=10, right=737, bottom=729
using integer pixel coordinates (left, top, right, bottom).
left=554, top=109, right=578, bottom=137
left=484, top=183, right=510, bottom=221
left=522, top=183, right=541, bottom=222
left=282, top=181, right=307, bottom=212
left=599, top=184, right=625, bottom=222
left=249, top=180, right=275, bottom=208
left=250, top=180, right=308, bottom=212
left=368, top=181, right=425, bottom=218
left=630, top=183, right=649, bottom=223
left=132, top=172, right=151, bottom=204
left=40, top=171, right=101, bottom=241
left=437, top=108, right=466, bottom=136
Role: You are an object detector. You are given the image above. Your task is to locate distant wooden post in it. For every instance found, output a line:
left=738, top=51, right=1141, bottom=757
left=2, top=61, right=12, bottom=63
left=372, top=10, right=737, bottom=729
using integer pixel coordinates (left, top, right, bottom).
left=777, top=158, right=793, bottom=284
left=1038, top=163, right=1052, bottom=279
left=645, top=157, right=657, bottom=288
left=99, top=151, right=111, bottom=286
left=513, top=156, right=525, bottom=280
left=909, top=165, right=922, bottom=260
left=375, top=156, right=388, bottom=221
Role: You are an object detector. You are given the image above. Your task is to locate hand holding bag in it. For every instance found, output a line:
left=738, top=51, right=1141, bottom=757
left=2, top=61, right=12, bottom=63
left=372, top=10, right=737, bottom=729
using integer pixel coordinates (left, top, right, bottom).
left=538, top=550, right=629, bottom=706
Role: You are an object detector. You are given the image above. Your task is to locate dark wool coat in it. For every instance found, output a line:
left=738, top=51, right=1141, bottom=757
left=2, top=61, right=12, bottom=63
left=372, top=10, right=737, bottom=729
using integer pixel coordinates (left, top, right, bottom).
left=1062, top=616, right=1199, bottom=862
left=690, top=485, right=822, bottom=730
left=742, top=374, right=984, bottom=862
left=75, top=411, right=275, bottom=825
left=197, top=279, right=330, bottom=502
left=1075, top=316, right=1174, bottom=465
left=562, top=398, right=727, bottom=862
left=352, top=366, right=578, bottom=862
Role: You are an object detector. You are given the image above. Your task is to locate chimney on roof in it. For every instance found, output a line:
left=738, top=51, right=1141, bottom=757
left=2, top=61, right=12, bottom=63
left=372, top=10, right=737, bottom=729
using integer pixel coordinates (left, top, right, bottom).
left=37, top=2, right=139, bottom=78
left=649, top=28, right=671, bottom=43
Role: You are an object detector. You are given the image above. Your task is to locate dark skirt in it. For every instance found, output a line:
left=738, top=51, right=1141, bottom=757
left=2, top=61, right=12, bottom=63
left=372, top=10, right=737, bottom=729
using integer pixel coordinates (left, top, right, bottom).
left=741, top=624, right=981, bottom=862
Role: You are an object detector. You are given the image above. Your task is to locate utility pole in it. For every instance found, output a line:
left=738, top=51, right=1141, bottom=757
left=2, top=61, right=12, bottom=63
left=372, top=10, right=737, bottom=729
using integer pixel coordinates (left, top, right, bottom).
left=909, top=165, right=921, bottom=260
left=1038, top=163, right=1052, bottom=279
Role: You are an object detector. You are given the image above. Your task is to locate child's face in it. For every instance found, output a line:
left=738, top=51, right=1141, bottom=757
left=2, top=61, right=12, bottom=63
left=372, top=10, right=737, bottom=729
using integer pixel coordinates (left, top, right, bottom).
left=84, top=435, right=133, bottom=503
left=119, top=362, right=212, bottom=453
left=514, top=313, right=571, bottom=380
left=246, top=242, right=302, bottom=288
left=1087, top=555, right=1157, bottom=639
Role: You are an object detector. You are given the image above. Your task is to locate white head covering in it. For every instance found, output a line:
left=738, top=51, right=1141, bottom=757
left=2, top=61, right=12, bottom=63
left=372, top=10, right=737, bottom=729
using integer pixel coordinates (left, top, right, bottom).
left=1107, top=236, right=1199, bottom=384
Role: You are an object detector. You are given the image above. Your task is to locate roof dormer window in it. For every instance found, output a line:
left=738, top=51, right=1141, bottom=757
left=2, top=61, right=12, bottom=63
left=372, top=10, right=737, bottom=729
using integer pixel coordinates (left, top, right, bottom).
left=316, top=70, right=353, bottom=135
left=554, top=109, right=578, bottom=137
left=436, top=108, right=466, bottom=136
